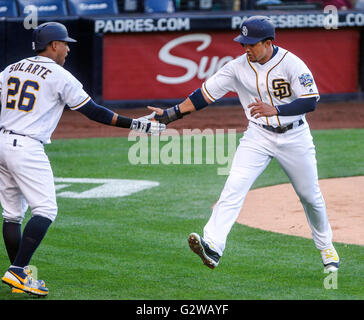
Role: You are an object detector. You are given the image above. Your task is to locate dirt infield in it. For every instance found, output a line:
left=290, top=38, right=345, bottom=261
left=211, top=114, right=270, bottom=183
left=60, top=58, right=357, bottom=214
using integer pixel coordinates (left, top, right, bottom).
left=53, top=101, right=364, bottom=139
left=237, top=176, right=364, bottom=246
left=53, top=101, right=364, bottom=246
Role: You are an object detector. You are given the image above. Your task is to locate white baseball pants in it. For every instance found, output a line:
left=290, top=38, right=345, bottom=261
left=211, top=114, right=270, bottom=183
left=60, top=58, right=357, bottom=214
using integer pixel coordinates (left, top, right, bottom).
left=0, top=130, right=57, bottom=223
left=203, top=121, right=333, bottom=256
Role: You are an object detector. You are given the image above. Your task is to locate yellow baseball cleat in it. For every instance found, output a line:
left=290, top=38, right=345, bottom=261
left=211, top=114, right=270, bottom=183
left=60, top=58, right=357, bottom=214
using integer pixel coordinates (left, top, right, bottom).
left=321, top=246, right=340, bottom=272
left=2, top=267, right=48, bottom=297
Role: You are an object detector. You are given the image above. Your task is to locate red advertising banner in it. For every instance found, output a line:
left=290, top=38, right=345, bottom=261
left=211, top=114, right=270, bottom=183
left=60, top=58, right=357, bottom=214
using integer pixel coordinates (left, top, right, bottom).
left=103, top=29, right=359, bottom=101
left=274, top=28, right=359, bottom=95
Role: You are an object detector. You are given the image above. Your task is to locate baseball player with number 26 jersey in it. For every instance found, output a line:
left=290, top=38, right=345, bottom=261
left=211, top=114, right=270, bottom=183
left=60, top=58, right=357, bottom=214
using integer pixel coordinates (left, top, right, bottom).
left=0, top=22, right=165, bottom=296
left=148, top=16, right=340, bottom=273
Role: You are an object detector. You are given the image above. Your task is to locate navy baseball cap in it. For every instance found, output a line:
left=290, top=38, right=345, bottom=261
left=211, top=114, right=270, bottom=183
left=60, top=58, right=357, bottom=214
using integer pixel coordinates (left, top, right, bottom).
left=234, top=16, right=275, bottom=45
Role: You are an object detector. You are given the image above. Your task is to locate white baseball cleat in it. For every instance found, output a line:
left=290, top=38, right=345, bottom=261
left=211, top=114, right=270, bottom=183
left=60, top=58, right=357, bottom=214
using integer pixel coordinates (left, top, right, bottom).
left=188, top=233, right=221, bottom=269
left=321, top=246, right=340, bottom=272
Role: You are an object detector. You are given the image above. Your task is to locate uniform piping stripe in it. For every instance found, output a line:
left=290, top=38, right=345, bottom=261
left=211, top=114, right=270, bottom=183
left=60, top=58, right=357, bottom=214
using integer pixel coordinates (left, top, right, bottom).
left=202, top=82, right=215, bottom=102
left=247, top=56, right=269, bottom=125
left=301, top=93, right=319, bottom=97
left=70, top=96, right=91, bottom=110
left=25, top=58, right=55, bottom=64
left=266, top=51, right=289, bottom=127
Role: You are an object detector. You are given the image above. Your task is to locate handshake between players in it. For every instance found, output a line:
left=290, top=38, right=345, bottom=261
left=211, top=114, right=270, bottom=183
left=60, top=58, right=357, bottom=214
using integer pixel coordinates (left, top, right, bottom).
left=131, top=111, right=166, bottom=135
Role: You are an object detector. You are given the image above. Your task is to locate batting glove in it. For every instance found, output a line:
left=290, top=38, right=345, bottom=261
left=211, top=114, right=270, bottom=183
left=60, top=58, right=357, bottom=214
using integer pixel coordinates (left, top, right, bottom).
left=130, top=118, right=166, bottom=135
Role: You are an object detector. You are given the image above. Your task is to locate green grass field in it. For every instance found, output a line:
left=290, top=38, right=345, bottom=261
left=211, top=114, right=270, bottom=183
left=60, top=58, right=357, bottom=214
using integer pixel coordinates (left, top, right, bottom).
left=0, top=128, right=363, bottom=300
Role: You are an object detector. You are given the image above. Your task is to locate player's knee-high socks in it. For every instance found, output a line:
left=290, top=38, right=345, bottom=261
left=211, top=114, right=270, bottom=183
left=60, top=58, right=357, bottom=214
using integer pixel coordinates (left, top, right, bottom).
left=12, top=216, right=52, bottom=268
left=2, top=221, right=22, bottom=264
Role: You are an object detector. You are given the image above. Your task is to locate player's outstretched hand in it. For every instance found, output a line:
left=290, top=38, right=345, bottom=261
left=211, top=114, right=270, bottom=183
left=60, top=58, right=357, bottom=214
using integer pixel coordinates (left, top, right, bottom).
left=130, top=118, right=166, bottom=135
left=139, top=111, right=157, bottom=121
left=147, top=105, right=171, bottom=124
left=147, top=106, right=164, bottom=119
left=248, top=98, right=278, bottom=119
left=147, top=105, right=183, bottom=125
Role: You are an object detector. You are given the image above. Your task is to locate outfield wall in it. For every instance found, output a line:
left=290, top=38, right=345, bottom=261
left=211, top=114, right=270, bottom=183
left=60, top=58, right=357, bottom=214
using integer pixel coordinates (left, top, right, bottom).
left=1, top=11, right=363, bottom=107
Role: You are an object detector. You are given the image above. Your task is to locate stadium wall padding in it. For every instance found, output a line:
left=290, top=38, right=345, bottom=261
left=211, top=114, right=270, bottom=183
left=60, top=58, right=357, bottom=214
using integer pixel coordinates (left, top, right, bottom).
left=1, top=11, right=363, bottom=108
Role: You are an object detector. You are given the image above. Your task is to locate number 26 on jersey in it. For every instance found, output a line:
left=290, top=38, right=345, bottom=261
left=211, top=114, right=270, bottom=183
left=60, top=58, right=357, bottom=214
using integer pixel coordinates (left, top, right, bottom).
left=6, top=77, right=39, bottom=112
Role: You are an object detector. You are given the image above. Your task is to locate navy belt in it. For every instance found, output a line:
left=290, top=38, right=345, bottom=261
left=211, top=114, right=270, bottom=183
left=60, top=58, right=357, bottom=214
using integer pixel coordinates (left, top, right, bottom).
left=254, top=119, right=304, bottom=134
left=0, top=128, right=42, bottom=144
left=2, top=130, right=26, bottom=137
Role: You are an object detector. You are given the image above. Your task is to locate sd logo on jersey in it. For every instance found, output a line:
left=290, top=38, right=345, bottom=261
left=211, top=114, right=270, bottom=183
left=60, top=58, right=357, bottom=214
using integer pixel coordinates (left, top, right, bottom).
left=272, top=79, right=291, bottom=100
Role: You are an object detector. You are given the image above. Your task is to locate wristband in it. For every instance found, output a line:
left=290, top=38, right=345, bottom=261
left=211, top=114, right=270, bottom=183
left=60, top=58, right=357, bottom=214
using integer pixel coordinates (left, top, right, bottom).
left=155, top=104, right=190, bottom=124
left=166, top=105, right=183, bottom=121
left=116, top=115, right=132, bottom=128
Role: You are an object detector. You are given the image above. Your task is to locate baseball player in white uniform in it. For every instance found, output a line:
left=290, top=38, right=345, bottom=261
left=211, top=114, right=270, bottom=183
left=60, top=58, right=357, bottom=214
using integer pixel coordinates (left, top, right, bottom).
left=148, top=16, right=340, bottom=273
left=0, top=22, right=165, bottom=296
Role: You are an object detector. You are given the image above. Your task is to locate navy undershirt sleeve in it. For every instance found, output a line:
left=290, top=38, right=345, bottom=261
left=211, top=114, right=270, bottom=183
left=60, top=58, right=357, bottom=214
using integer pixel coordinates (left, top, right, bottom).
left=76, top=99, right=114, bottom=124
left=76, top=99, right=132, bottom=128
left=275, top=97, right=317, bottom=116
left=189, top=88, right=209, bottom=110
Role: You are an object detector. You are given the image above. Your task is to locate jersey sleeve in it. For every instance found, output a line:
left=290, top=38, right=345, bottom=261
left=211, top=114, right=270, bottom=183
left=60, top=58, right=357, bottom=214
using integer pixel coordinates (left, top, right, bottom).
left=58, top=70, right=91, bottom=110
left=202, top=61, right=236, bottom=102
left=287, top=54, right=320, bottom=101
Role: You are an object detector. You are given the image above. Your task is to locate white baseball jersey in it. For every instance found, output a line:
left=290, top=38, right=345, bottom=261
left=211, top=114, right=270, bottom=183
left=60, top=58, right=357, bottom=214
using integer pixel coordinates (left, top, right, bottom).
left=199, top=46, right=334, bottom=257
left=202, top=46, right=319, bottom=127
left=0, top=56, right=90, bottom=144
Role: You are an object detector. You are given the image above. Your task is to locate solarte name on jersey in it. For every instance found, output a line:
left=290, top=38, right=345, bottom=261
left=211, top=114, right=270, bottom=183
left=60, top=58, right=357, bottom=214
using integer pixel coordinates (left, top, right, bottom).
left=8, top=61, right=53, bottom=80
